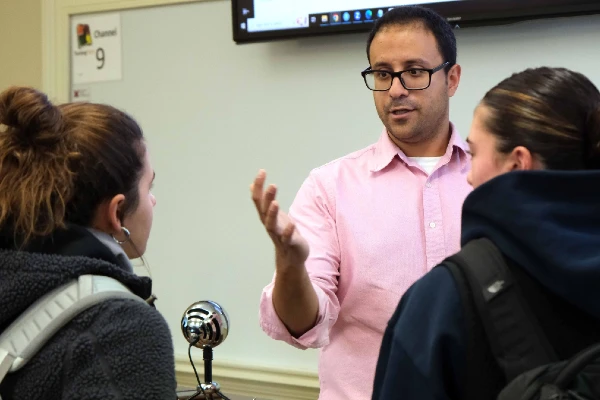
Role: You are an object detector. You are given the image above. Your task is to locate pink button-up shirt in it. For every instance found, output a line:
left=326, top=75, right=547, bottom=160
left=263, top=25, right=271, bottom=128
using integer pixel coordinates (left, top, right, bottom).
left=259, top=126, right=472, bottom=400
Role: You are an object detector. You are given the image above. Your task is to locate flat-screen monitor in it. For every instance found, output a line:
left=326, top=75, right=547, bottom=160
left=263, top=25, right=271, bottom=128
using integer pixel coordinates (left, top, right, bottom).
left=231, top=0, right=600, bottom=44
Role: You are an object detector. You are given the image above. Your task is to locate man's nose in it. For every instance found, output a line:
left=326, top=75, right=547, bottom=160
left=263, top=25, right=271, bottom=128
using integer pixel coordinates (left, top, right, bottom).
left=388, top=76, right=409, bottom=98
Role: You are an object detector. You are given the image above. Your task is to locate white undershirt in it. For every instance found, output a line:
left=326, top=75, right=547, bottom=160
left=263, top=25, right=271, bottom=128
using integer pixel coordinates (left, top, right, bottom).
left=408, top=156, right=441, bottom=175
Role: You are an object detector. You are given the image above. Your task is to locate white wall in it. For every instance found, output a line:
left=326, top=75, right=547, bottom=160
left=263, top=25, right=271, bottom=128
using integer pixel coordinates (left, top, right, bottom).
left=71, top=0, right=600, bottom=373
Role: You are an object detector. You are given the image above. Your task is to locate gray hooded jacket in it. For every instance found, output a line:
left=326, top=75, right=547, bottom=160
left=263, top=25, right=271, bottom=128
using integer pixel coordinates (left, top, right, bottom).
left=0, top=225, right=177, bottom=399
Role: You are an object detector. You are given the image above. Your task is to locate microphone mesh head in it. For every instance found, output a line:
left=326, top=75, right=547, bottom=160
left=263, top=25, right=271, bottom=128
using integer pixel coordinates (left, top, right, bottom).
left=181, top=300, right=229, bottom=348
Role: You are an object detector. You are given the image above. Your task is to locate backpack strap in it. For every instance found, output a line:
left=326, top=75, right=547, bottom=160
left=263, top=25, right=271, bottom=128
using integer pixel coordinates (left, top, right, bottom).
left=445, top=238, right=558, bottom=383
left=0, top=275, right=147, bottom=384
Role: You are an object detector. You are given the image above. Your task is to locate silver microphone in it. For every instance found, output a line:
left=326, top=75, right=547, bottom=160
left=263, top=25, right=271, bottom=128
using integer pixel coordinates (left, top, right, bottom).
left=181, top=301, right=230, bottom=399
left=181, top=300, right=229, bottom=348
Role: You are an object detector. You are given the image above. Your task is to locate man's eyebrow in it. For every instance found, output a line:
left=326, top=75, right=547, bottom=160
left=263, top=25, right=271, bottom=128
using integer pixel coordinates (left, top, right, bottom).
left=403, top=58, right=431, bottom=67
left=372, top=58, right=433, bottom=70
left=372, top=61, right=393, bottom=69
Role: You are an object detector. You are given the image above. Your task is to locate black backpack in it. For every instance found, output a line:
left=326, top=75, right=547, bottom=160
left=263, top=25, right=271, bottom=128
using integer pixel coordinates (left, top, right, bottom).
left=444, top=237, right=600, bottom=400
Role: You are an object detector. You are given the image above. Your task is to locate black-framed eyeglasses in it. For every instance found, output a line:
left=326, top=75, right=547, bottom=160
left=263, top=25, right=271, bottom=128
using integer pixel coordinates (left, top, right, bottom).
left=360, top=61, right=450, bottom=91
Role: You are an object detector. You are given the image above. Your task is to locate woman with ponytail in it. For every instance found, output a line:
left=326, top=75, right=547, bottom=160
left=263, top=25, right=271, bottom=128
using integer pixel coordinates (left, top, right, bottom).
left=373, top=67, right=600, bottom=400
left=0, top=87, right=175, bottom=399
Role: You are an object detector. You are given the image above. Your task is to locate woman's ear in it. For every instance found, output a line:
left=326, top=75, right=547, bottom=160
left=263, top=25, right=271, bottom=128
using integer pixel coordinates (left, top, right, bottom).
left=506, top=146, right=535, bottom=171
left=90, top=194, right=126, bottom=236
left=106, top=194, right=126, bottom=234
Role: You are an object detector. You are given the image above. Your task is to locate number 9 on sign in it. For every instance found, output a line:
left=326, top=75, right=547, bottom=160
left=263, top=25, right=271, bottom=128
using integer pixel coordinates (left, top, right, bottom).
left=96, top=48, right=105, bottom=70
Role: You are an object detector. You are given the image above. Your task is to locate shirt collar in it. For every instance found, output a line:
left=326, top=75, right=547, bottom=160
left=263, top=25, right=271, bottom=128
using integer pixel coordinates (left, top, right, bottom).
left=369, top=122, right=469, bottom=172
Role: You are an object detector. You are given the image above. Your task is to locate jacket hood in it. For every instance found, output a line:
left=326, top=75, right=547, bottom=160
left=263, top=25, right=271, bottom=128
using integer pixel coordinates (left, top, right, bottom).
left=462, top=170, right=600, bottom=319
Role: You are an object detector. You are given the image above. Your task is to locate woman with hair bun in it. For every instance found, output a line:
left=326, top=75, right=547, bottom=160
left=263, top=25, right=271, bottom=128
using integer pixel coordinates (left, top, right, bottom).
left=0, top=86, right=175, bottom=399
left=373, top=67, right=600, bottom=400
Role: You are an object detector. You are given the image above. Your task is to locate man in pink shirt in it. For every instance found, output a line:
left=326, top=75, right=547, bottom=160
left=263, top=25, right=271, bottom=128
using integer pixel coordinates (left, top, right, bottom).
left=250, top=6, right=472, bottom=400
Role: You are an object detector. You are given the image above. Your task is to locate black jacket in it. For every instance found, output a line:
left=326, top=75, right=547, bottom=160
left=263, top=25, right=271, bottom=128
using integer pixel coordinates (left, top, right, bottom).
left=0, top=225, right=177, bottom=399
left=372, top=170, right=600, bottom=400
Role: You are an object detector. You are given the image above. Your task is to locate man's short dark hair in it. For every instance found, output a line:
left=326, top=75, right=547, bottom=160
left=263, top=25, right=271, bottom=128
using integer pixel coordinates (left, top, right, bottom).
left=366, top=6, right=457, bottom=72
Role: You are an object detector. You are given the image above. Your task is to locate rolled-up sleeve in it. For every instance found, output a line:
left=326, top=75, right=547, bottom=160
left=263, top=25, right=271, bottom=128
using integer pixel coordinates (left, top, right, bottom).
left=259, top=170, right=341, bottom=349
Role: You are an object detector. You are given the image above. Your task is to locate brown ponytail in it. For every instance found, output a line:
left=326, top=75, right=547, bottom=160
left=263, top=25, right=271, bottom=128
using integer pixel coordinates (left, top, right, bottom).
left=0, top=87, right=78, bottom=243
left=0, top=86, right=146, bottom=245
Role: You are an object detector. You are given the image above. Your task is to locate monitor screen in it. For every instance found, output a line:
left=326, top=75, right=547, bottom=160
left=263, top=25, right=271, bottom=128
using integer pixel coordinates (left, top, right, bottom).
left=231, top=0, right=600, bottom=44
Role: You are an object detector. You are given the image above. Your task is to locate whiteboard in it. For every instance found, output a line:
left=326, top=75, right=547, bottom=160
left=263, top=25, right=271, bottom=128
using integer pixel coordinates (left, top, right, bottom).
left=70, top=0, right=600, bottom=373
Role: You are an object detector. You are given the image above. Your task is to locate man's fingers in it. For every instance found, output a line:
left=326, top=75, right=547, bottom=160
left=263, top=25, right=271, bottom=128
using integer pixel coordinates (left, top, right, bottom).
left=262, top=184, right=277, bottom=217
left=280, top=223, right=295, bottom=246
left=251, top=169, right=267, bottom=216
left=264, top=200, right=279, bottom=233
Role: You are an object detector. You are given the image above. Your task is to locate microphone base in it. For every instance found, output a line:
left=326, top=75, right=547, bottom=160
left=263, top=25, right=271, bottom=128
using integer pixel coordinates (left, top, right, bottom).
left=198, top=382, right=221, bottom=394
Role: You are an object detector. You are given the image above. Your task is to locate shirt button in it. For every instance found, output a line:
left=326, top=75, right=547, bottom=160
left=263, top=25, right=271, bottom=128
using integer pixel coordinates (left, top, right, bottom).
left=426, top=182, right=432, bottom=188
left=429, top=222, right=436, bottom=228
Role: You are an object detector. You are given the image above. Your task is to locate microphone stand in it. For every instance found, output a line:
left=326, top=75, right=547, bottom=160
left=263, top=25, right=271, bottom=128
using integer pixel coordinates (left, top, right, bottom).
left=185, top=344, right=230, bottom=400
left=198, top=346, right=221, bottom=399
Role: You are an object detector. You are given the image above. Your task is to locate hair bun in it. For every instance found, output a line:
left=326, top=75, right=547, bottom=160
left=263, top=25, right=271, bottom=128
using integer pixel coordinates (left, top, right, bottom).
left=0, top=86, right=66, bottom=148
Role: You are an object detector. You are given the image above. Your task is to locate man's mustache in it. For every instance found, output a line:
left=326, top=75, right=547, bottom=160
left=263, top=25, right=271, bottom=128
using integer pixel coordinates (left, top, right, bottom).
left=385, top=102, right=418, bottom=113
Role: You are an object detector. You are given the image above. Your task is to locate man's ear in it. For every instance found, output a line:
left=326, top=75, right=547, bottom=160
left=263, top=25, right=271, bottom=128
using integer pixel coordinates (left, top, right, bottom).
left=447, top=64, right=461, bottom=98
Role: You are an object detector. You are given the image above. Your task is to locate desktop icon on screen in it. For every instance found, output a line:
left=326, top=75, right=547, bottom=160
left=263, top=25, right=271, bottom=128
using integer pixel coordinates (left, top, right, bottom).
left=76, top=24, right=92, bottom=48
left=377, top=9, right=384, bottom=18
left=332, top=13, right=340, bottom=22
left=296, top=16, right=308, bottom=26
left=354, top=11, right=361, bottom=21
left=343, top=12, right=351, bottom=22
left=365, top=10, right=373, bottom=19
left=322, top=14, right=329, bottom=23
